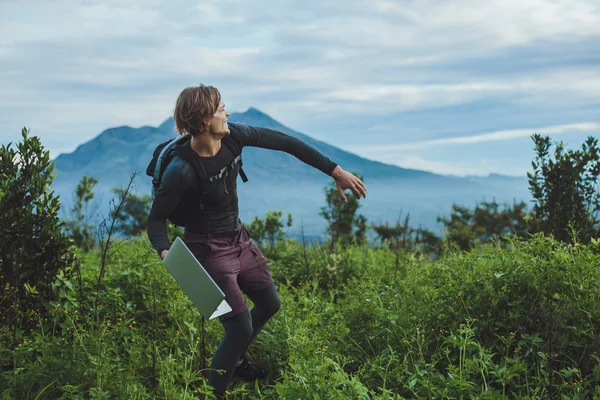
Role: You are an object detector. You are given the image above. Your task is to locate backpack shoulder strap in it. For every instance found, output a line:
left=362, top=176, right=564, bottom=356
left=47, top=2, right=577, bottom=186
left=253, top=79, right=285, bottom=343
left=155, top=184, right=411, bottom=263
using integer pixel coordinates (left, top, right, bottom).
left=149, top=135, right=189, bottom=186
left=172, top=143, right=209, bottom=184
left=222, top=136, right=248, bottom=183
left=146, top=138, right=170, bottom=177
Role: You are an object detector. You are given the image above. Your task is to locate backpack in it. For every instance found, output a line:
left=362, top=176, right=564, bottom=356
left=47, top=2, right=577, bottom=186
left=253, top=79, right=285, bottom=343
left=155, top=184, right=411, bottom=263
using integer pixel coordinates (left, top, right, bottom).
left=145, top=134, right=248, bottom=227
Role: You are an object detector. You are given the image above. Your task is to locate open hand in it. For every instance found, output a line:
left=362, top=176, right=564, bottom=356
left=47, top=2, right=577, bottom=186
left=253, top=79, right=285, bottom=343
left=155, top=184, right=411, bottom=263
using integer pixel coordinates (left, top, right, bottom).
left=331, top=165, right=367, bottom=202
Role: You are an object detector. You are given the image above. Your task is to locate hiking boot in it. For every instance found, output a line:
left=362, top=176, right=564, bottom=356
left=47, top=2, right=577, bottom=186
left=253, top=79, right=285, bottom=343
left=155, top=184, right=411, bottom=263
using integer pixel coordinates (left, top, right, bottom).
left=233, top=356, right=267, bottom=381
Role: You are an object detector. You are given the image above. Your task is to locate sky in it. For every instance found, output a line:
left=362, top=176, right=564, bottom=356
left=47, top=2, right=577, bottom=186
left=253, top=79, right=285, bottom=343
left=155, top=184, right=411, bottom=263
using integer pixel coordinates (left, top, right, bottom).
left=1, top=0, right=599, bottom=177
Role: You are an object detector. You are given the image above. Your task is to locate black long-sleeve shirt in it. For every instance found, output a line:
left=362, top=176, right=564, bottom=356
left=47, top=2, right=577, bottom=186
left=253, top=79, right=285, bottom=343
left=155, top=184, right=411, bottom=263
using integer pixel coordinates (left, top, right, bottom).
left=146, top=122, right=338, bottom=255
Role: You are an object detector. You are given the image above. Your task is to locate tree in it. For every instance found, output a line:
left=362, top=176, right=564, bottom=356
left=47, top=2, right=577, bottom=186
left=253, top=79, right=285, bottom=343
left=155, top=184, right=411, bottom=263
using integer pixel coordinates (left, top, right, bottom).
left=354, top=214, right=368, bottom=247
left=527, top=134, right=600, bottom=243
left=471, top=199, right=531, bottom=241
left=0, top=128, right=75, bottom=326
left=437, top=199, right=533, bottom=251
left=110, top=184, right=185, bottom=243
left=437, top=204, right=476, bottom=251
left=372, top=213, right=443, bottom=258
left=319, top=174, right=368, bottom=251
left=415, top=226, right=444, bottom=256
left=246, top=210, right=293, bottom=252
left=110, top=187, right=152, bottom=237
left=372, top=217, right=410, bottom=250
left=64, top=175, right=99, bottom=251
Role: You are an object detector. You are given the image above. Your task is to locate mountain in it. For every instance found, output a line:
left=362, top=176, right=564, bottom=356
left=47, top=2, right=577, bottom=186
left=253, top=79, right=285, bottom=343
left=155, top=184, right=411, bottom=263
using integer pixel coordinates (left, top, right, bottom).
left=51, top=108, right=532, bottom=238
left=155, top=107, right=448, bottom=183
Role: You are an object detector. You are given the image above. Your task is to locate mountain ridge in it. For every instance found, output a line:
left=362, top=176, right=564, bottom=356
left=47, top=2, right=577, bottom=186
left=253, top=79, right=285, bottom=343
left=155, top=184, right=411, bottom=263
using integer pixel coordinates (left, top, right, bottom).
left=146, top=108, right=442, bottom=181
left=50, top=107, right=531, bottom=237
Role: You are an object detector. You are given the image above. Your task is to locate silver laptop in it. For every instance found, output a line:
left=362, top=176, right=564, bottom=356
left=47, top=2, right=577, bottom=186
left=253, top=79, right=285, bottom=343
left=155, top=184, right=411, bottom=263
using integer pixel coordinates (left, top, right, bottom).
left=162, top=237, right=232, bottom=320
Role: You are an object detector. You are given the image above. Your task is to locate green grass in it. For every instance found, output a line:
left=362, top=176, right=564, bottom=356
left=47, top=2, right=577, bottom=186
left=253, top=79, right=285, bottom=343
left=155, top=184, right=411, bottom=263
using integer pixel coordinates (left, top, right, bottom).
left=2, top=233, right=600, bottom=399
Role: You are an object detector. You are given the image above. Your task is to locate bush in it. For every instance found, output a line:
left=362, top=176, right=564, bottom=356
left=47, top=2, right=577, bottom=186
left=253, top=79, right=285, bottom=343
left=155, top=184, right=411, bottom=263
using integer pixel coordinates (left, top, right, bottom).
left=0, top=128, right=75, bottom=328
left=528, top=134, right=600, bottom=243
left=2, top=234, right=600, bottom=398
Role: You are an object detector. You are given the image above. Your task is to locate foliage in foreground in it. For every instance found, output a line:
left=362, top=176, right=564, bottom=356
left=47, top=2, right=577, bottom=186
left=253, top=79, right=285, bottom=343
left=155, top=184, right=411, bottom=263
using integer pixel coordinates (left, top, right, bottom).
left=528, top=134, right=600, bottom=244
left=2, top=234, right=600, bottom=399
left=2, top=126, right=600, bottom=399
left=0, top=128, right=76, bottom=328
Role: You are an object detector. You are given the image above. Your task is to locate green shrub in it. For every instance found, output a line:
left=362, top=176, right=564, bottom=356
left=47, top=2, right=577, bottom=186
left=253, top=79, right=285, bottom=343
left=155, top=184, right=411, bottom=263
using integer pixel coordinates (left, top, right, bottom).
left=3, top=230, right=600, bottom=399
left=0, top=127, right=75, bottom=331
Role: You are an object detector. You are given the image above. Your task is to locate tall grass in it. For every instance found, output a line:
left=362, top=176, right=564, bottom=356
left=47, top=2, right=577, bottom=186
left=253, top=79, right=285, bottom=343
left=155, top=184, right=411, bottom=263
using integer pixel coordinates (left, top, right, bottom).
left=2, top=233, right=600, bottom=399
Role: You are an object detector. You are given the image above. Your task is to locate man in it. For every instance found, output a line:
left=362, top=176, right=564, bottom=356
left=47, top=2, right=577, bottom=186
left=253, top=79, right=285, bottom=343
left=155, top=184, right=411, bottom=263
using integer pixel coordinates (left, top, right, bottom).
left=146, top=84, right=367, bottom=397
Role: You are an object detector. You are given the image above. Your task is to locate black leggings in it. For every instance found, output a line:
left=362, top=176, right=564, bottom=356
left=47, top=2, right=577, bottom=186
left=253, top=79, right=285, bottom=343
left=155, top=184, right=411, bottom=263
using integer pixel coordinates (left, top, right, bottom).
left=209, top=283, right=281, bottom=396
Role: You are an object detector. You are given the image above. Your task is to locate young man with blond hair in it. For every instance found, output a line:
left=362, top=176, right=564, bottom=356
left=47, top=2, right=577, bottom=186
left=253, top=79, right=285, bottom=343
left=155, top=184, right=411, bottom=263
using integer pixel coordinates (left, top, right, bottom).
left=147, top=84, right=367, bottom=397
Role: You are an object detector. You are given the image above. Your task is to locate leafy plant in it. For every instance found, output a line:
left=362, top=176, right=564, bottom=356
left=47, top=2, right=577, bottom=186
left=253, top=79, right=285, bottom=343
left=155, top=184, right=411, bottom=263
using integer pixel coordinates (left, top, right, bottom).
left=246, top=209, right=293, bottom=254
left=0, top=127, right=75, bottom=330
left=438, top=199, right=533, bottom=251
left=63, top=175, right=100, bottom=252
left=528, top=134, right=600, bottom=243
left=110, top=187, right=153, bottom=238
left=319, top=173, right=368, bottom=251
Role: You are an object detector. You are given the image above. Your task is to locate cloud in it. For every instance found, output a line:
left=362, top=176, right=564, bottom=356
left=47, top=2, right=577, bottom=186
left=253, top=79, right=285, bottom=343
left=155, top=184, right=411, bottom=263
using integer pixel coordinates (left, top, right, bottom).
left=382, top=154, right=525, bottom=177
left=0, top=0, right=599, bottom=174
left=350, top=122, right=600, bottom=153
left=270, top=0, right=600, bottom=60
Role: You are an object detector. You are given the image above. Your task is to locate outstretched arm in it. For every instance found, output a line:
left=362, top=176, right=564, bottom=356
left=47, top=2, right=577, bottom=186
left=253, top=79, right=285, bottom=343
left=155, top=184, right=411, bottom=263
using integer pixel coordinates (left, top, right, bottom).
left=229, top=122, right=338, bottom=176
left=229, top=122, right=367, bottom=201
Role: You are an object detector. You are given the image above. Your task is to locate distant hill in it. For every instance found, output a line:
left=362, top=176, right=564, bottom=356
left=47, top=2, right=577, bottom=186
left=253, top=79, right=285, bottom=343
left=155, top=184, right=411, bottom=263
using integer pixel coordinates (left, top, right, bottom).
left=51, top=108, right=532, bottom=238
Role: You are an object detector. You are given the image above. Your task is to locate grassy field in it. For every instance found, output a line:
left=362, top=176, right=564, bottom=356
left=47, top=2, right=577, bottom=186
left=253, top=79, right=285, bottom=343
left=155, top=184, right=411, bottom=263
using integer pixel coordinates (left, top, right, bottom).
left=2, top=233, right=600, bottom=399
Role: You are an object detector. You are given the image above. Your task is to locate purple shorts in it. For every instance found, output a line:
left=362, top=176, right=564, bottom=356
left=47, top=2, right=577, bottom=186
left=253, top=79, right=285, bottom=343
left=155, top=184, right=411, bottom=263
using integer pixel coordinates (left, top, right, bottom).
left=183, top=225, right=274, bottom=321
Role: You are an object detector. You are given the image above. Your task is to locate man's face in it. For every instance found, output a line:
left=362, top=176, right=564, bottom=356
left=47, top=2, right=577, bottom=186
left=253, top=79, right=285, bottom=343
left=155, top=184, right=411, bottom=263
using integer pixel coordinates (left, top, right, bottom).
left=206, top=101, right=230, bottom=137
